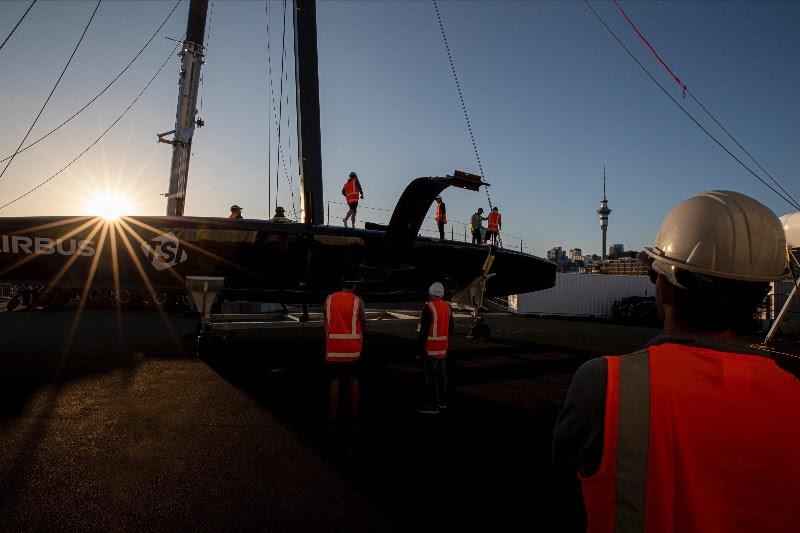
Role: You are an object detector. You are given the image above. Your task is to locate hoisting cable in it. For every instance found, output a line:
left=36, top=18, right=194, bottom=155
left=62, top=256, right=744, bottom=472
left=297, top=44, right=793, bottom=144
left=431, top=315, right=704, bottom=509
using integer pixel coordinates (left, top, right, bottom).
left=432, top=0, right=493, bottom=209
left=0, top=0, right=37, bottom=53
left=609, top=0, right=800, bottom=210
left=0, top=0, right=183, bottom=164
left=0, top=43, right=180, bottom=211
left=0, top=0, right=102, bottom=183
left=583, top=0, right=800, bottom=212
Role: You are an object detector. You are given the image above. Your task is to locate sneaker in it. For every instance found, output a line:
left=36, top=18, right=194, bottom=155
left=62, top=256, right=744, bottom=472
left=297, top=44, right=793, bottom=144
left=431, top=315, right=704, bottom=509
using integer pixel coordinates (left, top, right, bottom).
left=343, top=217, right=348, bottom=227
left=416, top=407, right=440, bottom=415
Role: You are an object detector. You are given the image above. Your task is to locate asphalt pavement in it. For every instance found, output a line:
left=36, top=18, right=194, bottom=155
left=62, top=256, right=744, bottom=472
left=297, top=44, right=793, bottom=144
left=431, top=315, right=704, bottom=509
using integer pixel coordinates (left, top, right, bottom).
left=0, top=306, right=660, bottom=531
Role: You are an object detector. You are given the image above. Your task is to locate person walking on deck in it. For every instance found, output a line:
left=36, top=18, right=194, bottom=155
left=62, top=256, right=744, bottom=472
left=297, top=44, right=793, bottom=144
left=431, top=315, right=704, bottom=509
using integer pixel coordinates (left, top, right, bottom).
left=342, top=172, right=364, bottom=228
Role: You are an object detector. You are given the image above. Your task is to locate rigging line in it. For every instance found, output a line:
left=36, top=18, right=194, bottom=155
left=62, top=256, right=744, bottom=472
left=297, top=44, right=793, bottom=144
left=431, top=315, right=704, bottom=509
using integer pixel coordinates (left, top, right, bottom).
left=283, top=22, right=297, bottom=219
left=0, top=0, right=37, bottom=53
left=266, top=0, right=272, bottom=212
left=686, top=88, right=799, bottom=210
left=199, top=0, right=214, bottom=112
left=0, top=0, right=183, bottom=165
left=0, top=43, right=180, bottom=212
left=610, top=0, right=685, bottom=95
left=583, top=0, right=800, bottom=212
left=266, top=0, right=295, bottom=217
left=432, top=0, right=492, bottom=209
left=275, top=0, right=288, bottom=211
left=0, top=0, right=102, bottom=182
left=610, top=0, right=800, bottom=211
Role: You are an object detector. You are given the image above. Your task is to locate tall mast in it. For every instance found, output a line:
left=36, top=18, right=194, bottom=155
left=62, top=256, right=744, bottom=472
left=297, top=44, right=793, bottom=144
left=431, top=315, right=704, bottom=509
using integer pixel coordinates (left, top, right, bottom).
left=160, top=0, right=208, bottom=216
left=293, top=0, right=324, bottom=225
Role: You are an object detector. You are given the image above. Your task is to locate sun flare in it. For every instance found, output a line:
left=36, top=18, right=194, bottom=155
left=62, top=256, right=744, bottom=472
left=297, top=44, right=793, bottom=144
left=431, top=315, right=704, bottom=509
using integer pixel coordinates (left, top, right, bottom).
left=84, top=192, right=135, bottom=221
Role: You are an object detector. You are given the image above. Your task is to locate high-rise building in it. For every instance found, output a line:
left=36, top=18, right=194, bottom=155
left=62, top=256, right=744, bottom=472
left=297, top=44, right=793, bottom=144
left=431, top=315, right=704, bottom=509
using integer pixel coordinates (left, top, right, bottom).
left=609, top=243, right=625, bottom=259
left=597, top=166, right=612, bottom=260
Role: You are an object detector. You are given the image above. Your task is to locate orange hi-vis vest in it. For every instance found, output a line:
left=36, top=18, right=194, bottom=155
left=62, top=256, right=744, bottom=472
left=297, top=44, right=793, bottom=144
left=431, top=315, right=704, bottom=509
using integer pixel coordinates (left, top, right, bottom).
left=325, top=290, right=363, bottom=363
left=487, top=211, right=501, bottom=232
left=580, top=343, right=800, bottom=533
left=435, top=203, right=447, bottom=223
left=425, top=299, right=451, bottom=358
left=344, top=178, right=360, bottom=204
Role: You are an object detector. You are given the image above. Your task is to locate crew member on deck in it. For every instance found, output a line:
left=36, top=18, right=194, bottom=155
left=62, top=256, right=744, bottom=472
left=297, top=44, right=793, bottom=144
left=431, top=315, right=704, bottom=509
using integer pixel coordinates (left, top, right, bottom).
left=342, top=172, right=364, bottom=228
left=470, top=208, right=487, bottom=244
left=228, top=205, right=243, bottom=219
left=272, top=206, right=289, bottom=223
left=435, top=196, right=447, bottom=240
left=486, top=206, right=501, bottom=246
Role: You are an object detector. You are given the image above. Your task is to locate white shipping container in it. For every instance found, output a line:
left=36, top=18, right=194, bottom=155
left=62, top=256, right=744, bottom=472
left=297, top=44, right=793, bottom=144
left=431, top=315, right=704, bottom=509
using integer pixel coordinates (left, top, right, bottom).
left=509, top=273, right=653, bottom=318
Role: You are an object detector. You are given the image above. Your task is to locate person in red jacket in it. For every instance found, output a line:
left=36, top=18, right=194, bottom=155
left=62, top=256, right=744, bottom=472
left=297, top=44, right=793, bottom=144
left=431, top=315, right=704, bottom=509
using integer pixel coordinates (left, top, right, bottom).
left=486, top=206, right=501, bottom=245
left=553, top=190, right=799, bottom=533
left=324, top=278, right=367, bottom=432
left=416, top=282, right=454, bottom=415
left=228, top=204, right=243, bottom=219
left=434, top=196, right=447, bottom=240
left=341, top=172, right=364, bottom=228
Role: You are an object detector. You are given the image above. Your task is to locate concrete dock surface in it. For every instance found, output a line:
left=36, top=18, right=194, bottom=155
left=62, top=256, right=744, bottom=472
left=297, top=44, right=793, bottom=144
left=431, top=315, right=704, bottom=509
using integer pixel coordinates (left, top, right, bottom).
left=2, top=307, right=790, bottom=531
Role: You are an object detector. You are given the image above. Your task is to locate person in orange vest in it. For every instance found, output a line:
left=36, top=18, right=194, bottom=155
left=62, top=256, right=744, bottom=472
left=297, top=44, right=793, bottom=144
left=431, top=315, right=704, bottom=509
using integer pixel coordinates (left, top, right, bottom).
left=486, top=206, right=501, bottom=246
left=416, top=282, right=454, bottom=415
left=341, top=171, right=364, bottom=228
left=228, top=205, right=243, bottom=219
left=434, top=195, right=447, bottom=240
left=324, top=278, right=367, bottom=432
left=553, top=190, right=800, bottom=533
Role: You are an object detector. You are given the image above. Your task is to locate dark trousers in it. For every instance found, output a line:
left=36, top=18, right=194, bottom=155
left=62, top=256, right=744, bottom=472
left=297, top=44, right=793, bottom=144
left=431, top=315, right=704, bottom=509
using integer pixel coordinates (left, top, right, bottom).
left=437, top=220, right=445, bottom=240
left=471, top=229, right=482, bottom=244
left=423, top=356, right=448, bottom=409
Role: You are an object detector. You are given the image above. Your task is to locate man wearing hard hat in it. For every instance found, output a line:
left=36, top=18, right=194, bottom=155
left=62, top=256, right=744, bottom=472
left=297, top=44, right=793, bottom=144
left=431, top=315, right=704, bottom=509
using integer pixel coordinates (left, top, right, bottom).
left=553, top=191, right=800, bottom=532
left=417, top=282, right=454, bottom=415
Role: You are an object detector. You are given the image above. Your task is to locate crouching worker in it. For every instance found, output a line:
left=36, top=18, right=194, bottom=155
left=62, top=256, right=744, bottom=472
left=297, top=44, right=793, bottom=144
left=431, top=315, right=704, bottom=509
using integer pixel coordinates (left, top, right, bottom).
left=324, top=278, right=366, bottom=432
left=553, top=190, right=800, bottom=533
left=417, top=282, right=454, bottom=415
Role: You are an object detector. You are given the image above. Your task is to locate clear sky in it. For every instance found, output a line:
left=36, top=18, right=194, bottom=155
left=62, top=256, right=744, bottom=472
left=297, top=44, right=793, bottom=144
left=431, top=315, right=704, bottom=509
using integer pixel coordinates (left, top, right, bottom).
left=0, top=0, right=798, bottom=258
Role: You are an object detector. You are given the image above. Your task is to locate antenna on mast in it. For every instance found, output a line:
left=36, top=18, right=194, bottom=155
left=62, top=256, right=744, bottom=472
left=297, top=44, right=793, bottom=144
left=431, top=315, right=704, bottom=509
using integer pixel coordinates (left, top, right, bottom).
left=158, top=0, right=209, bottom=216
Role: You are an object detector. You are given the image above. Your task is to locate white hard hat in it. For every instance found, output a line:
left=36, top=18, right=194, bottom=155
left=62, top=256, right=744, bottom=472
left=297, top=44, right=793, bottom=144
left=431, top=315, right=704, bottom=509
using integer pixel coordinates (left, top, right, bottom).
left=428, top=282, right=445, bottom=297
left=781, top=212, right=800, bottom=250
left=642, top=190, right=788, bottom=283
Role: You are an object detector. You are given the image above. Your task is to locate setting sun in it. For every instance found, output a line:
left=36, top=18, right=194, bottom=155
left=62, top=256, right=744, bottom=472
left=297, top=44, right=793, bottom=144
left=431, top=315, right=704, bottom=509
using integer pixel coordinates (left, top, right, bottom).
left=84, top=192, right=135, bottom=221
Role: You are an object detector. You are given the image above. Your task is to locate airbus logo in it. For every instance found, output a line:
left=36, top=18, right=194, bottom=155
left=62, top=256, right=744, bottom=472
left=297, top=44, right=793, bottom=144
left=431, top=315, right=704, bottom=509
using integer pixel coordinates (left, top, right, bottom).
left=0, top=235, right=95, bottom=257
left=141, top=232, right=188, bottom=271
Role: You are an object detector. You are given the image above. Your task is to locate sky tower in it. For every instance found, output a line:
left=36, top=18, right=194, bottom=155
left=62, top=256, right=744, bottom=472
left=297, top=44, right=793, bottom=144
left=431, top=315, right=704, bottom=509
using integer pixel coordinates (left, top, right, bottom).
left=597, top=166, right=612, bottom=259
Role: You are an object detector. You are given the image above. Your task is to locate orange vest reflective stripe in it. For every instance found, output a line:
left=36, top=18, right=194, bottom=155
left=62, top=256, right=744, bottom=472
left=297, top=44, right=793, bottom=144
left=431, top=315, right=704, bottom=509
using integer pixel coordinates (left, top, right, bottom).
left=581, top=343, right=800, bottom=533
left=425, top=299, right=450, bottom=358
left=435, top=203, right=447, bottom=223
left=344, top=178, right=360, bottom=204
left=487, top=211, right=500, bottom=231
left=325, top=291, right=363, bottom=363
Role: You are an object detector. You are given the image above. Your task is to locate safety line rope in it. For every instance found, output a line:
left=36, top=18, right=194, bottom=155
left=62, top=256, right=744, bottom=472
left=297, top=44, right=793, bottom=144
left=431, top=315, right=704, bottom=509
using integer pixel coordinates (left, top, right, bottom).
left=608, top=0, right=799, bottom=210
left=0, top=0, right=102, bottom=183
left=433, top=0, right=493, bottom=210
left=0, top=0, right=37, bottom=53
left=583, top=0, right=800, bottom=212
left=0, top=43, right=180, bottom=211
left=0, top=0, right=183, bottom=164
